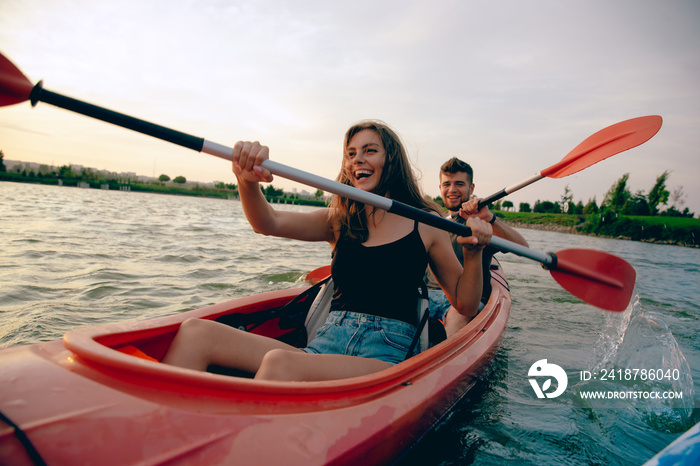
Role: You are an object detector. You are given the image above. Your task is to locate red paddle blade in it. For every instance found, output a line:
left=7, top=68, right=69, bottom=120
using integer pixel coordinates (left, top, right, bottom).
left=549, top=249, right=636, bottom=312
left=305, top=265, right=331, bottom=284
left=541, top=116, right=663, bottom=178
left=0, top=52, right=34, bottom=107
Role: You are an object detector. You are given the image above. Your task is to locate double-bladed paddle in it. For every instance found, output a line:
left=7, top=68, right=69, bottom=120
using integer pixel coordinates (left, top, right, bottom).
left=0, top=51, right=637, bottom=311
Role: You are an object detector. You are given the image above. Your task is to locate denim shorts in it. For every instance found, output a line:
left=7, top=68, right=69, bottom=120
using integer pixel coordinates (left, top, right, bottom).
left=428, top=288, right=452, bottom=322
left=428, top=289, right=487, bottom=325
left=302, top=311, right=417, bottom=365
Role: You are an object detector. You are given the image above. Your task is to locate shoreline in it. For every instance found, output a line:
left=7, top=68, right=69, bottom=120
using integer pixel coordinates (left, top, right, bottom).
left=3, top=177, right=697, bottom=248
left=506, top=221, right=699, bottom=249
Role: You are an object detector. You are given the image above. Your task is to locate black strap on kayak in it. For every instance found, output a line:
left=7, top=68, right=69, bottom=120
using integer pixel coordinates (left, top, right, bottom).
left=0, top=410, right=47, bottom=466
left=404, top=307, right=430, bottom=361
left=404, top=282, right=430, bottom=360
left=276, top=275, right=332, bottom=314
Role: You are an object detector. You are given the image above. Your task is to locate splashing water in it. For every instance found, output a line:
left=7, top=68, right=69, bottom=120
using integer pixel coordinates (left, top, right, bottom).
left=590, top=293, right=695, bottom=432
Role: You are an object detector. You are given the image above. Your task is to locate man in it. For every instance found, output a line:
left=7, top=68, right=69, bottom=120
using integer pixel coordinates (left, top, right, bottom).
left=427, top=157, right=528, bottom=337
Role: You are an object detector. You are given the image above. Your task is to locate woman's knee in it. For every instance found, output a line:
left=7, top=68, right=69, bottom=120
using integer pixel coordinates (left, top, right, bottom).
left=256, top=349, right=299, bottom=381
left=168, top=318, right=219, bottom=357
left=177, top=318, right=214, bottom=340
left=163, top=318, right=216, bottom=368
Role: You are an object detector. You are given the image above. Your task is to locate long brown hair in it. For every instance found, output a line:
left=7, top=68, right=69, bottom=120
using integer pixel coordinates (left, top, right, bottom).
left=330, top=120, right=440, bottom=242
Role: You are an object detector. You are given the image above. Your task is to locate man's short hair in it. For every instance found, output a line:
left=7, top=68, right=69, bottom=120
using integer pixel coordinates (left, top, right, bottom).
left=440, top=157, right=473, bottom=183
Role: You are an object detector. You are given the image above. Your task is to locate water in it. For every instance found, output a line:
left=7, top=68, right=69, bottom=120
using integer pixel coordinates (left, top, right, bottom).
left=0, top=182, right=332, bottom=347
left=2, top=182, right=699, bottom=465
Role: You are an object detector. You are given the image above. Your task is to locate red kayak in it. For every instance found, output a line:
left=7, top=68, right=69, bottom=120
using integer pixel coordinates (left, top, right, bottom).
left=0, top=263, right=510, bottom=465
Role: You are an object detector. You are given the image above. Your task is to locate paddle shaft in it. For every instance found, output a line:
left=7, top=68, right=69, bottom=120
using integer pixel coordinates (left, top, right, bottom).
left=30, top=83, right=205, bottom=151
left=477, top=173, right=543, bottom=210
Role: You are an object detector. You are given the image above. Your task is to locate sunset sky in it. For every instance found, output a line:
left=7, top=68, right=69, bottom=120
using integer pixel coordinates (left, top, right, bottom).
left=1, top=0, right=698, bottom=214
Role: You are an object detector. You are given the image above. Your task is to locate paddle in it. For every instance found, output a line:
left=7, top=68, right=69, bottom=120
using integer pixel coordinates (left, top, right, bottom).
left=0, top=51, right=636, bottom=312
left=477, top=115, right=663, bottom=210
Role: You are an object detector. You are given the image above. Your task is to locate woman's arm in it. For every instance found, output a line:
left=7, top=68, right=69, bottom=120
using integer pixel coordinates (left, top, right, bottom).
left=232, top=141, right=335, bottom=243
left=427, top=216, right=492, bottom=320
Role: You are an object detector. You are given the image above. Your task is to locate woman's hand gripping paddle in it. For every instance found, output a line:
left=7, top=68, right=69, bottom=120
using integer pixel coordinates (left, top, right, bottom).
left=0, top=51, right=637, bottom=312
left=477, top=115, right=663, bottom=210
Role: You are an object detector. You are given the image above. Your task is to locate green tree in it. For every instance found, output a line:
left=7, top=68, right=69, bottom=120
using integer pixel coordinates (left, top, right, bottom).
left=647, top=170, right=670, bottom=216
left=623, top=191, right=650, bottom=216
left=502, top=200, right=514, bottom=211
left=583, top=198, right=599, bottom=215
left=214, top=182, right=237, bottom=190
left=263, top=185, right=284, bottom=197
left=534, top=200, right=561, bottom=214
left=0, top=150, right=6, bottom=172
left=602, top=173, right=630, bottom=212
left=159, top=174, right=170, bottom=183
left=80, top=168, right=97, bottom=181
left=173, top=176, right=186, bottom=184
left=315, top=189, right=324, bottom=199
left=660, top=206, right=695, bottom=218
left=519, top=202, right=531, bottom=213
left=58, top=165, right=74, bottom=178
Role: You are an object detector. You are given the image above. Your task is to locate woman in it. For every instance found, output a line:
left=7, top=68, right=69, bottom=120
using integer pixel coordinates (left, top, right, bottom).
left=162, top=120, right=492, bottom=381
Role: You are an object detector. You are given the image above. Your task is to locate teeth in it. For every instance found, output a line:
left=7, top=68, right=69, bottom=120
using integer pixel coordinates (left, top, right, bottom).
left=355, top=170, right=373, bottom=179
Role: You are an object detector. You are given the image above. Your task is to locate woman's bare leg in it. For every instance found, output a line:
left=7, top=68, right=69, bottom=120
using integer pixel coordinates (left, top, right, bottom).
left=256, top=350, right=391, bottom=382
left=161, top=318, right=392, bottom=381
left=161, top=318, right=303, bottom=372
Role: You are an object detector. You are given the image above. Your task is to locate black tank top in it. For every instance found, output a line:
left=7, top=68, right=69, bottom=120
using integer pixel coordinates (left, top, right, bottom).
left=330, top=221, right=428, bottom=326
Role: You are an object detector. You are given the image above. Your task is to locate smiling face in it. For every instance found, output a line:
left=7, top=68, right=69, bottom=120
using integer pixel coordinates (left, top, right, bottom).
left=439, top=171, right=473, bottom=212
left=343, top=129, right=386, bottom=192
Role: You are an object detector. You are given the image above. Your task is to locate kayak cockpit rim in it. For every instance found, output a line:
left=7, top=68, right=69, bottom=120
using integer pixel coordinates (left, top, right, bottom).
left=60, top=265, right=510, bottom=403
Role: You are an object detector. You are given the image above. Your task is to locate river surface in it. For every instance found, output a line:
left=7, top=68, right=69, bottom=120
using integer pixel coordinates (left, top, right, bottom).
left=1, top=181, right=698, bottom=465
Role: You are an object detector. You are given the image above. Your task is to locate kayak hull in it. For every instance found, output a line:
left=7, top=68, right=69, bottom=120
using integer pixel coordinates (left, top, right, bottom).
left=0, top=264, right=510, bottom=465
left=644, top=421, right=700, bottom=466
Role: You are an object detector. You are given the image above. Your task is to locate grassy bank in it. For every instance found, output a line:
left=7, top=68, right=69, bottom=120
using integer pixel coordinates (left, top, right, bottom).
left=496, top=210, right=699, bottom=248
left=493, top=212, right=582, bottom=228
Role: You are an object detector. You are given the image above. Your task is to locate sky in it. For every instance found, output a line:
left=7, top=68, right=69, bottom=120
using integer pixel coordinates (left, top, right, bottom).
left=1, top=0, right=699, bottom=215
